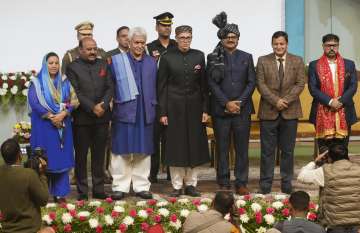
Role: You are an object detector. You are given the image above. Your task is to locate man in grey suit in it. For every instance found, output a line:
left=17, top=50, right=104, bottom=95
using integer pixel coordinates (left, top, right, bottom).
left=256, top=31, right=305, bottom=194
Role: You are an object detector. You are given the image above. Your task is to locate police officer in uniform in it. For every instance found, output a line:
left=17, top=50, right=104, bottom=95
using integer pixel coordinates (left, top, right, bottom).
left=147, top=12, right=177, bottom=183
left=62, top=21, right=107, bottom=74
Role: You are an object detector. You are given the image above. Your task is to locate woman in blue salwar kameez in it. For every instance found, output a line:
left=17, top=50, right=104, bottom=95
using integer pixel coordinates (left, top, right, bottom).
left=28, top=52, right=79, bottom=203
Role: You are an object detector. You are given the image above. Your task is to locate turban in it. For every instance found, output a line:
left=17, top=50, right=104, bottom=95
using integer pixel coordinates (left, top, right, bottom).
left=212, top=12, right=240, bottom=39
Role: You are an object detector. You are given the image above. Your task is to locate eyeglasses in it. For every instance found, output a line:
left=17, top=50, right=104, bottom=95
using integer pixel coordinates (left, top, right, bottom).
left=177, top=36, right=192, bottom=41
left=224, top=36, right=239, bottom=41
left=324, top=43, right=339, bottom=48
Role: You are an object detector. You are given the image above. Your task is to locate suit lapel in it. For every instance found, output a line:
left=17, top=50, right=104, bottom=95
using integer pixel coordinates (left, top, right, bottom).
left=284, top=53, right=293, bottom=83
left=269, top=53, right=280, bottom=83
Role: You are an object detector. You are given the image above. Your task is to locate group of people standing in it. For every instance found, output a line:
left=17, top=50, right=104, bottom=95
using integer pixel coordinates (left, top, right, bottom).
left=27, top=11, right=357, bottom=202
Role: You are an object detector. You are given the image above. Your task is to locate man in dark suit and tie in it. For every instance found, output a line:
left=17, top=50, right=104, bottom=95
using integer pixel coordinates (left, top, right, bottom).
left=208, top=12, right=256, bottom=195
left=256, top=31, right=305, bottom=194
left=66, top=37, right=113, bottom=200
left=308, top=34, right=357, bottom=150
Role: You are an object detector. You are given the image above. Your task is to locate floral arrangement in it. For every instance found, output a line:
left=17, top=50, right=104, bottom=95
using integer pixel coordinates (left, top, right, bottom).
left=0, top=71, right=35, bottom=108
left=13, top=121, right=31, bottom=143
left=0, top=194, right=320, bottom=233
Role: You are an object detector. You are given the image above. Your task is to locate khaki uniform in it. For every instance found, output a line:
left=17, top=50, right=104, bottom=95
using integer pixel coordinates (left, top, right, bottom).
left=61, top=46, right=107, bottom=74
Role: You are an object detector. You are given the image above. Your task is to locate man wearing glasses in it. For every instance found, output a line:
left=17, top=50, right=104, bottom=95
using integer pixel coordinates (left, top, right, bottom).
left=207, top=12, right=256, bottom=195
left=308, top=34, right=358, bottom=150
left=158, top=25, right=210, bottom=197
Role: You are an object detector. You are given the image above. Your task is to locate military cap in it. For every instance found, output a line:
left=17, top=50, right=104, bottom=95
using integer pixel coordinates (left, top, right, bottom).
left=75, top=21, right=94, bottom=34
left=153, top=12, right=174, bottom=25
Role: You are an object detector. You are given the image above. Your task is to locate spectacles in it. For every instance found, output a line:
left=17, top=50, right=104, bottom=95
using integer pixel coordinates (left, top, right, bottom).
left=224, top=36, right=239, bottom=40
left=178, top=36, right=192, bottom=41
left=324, top=43, right=339, bottom=48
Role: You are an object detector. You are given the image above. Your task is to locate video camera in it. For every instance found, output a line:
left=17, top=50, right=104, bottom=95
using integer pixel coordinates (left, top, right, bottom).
left=23, top=146, right=48, bottom=174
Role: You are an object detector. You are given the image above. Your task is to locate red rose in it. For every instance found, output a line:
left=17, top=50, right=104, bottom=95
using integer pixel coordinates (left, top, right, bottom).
left=69, top=209, right=77, bottom=217
left=96, top=207, right=105, bottom=214
left=282, top=208, right=290, bottom=217
left=255, top=212, right=263, bottom=224
left=266, top=207, right=275, bottom=214
left=154, top=215, right=162, bottom=223
left=79, top=216, right=86, bottom=221
left=99, top=67, right=106, bottom=77
left=111, top=211, right=120, bottom=218
left=147, top=199, right=157, bottom=206
left=105, top=197, right=113, bottom=203
left=96, top=225, right=103, bottom=233
left=244, top=194, right=252, bottom=201
left=64, top=224, right=72, bottom=232
left=170, top=214, right=177, bottom=222
left=307, top=212, right=317, bottom=221
left=141, top=222, right=150, bottom=231
left=308, top=202, right=316, bottom=210
left=238, top=208, right=246, bottom=215
left=282, top=198, right=289, bottom=205
left=119, top=223, right=127, bottom=232
left=76, top=200, right=85, bottom=207
left=192, top=199, right=201, bottom=206
left=49, top=212, right=57, bottom=220
left=129, top=209, right=137, bottom=217
left=146, top=208, right=154, bottom=214
left=168, top=197, right=177, bottom=203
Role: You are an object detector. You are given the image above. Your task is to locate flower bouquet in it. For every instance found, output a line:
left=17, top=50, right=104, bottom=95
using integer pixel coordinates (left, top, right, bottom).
left=13, top=121, right=31, bottom=144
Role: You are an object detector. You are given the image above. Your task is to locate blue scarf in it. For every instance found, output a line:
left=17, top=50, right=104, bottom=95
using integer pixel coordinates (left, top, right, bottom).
left=28, top=55, right=73, bottom=147
left=110, top=52, right=139, bottom=103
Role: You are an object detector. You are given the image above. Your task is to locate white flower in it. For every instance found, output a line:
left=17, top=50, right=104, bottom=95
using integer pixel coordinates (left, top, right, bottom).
left=116, top=231, right=120, bottom=233
left=10, top=85, right=18, bottom=95
left=201, top=197, right=212, bottom=204
left=169, top=219, right=182, bottom=230
left=24, top=81, right=30, bottom=87
left=138, top=209, right=148, bottom=219
left=115, top=200, right=127, bottom=206
left=88, top=200, right=101, bottom=207
left=89, top=218, right=99, bottom=228
left=122, top=216, right=134, bottom=226
left=66, top=203, right=76, bottom=210
left=272, top=201, right=284, bottom=210
left=1, top=75, right=8, bottom=80
left=113, top=205, right=125, bottom=213
left=9, top=75, right=16, bottom=80
left=104, top=215, right=114, bottom=226
left=22, top=89, right=28, bottom=96
left=178, top=198, right=190, bottom=204
left=251, top=202, right=262, bottom=212
left=20, top=75, right=27, bottom=81
left=158, top=208, right=170, bottom=217
left=239, top=214, right=249, bottom=223
left=256, top=226, right=267, bottom=233
left=42, top=214, right=53, bottom=225
left=61, top=213, right=73, bottom=224
left=254, top=194, right=265, bottom=199
left=2, top=83, right=8, bottom=89
left=156, top=201, right=169, bottom=207
left=180, top=209, right=190, bottom=218
left=274, top=194, right=287, bottom=200
left=197, top=204, right=209, bottom=213
left=78, top=211, right=91, bottom=218
left=264, top=214, right=275, bottom=225
left=224, top=213, right=230, bottom=221
left=0, top=88, right=7, bottom=96
left=45, top=203, right=57, bottom=208
left=136, top=200, right=147, bottom=207
left=236, top=199, right=246, bottom=208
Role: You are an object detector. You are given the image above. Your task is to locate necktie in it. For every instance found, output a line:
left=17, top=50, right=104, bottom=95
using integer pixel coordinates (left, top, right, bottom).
left=278, top=58, right=284, bottom=87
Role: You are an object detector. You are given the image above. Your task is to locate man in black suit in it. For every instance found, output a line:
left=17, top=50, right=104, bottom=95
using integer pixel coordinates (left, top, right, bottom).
left=308, top=33, right=358, bottom=149
left=66, top=37, right=113, bottom=200
left=107, top=26, right=129, bottom=57
left=207, top=12, right=256, bottom=195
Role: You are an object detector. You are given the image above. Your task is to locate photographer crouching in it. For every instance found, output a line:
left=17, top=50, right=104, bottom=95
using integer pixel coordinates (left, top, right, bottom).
left=0, top=138, right=49, bottom=233
left=297, top=143, right=360, bottom=233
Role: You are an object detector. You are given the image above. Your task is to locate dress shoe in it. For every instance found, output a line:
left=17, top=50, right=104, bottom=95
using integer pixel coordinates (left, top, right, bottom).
left=54, top=196, right=66, bottom=204
left=148, top=176, right=158, bottom=184
left=111, top=191, right=125, bottom=200
left=184, top=185, right=201, bottom=197
left=135, top=191, right=153, bottom=199
left=170, top=189, right=183, bottom=197
left=235, top=186, right=250, bottom=196
left=92, top=192, right=109, bottom=200
left=77, top=194, right=88, bottom=201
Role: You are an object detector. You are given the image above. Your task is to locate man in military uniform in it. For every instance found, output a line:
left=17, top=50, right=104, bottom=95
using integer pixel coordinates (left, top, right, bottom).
left=147, top=12, right=177, bottom=183
left=107, top=26, right=129, bottom=57
left=61, top=21, right=107, bottom=74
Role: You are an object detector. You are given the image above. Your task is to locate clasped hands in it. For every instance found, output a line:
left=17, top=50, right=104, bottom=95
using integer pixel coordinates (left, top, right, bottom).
left=329, top=97, right=343, bottom=111
left=276, top=98, right=288, bottom=111
left=160, top=113, right=209, bottom=126
left=48, top=111, right=67, bottom=129
left=225, top=100, right=241, bottom=114
left=93, top=101, right=105, bottom=117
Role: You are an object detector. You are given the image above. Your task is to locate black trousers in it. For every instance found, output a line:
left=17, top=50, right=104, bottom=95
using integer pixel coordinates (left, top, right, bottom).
left=73, top=123, right=109, bottom=195
left=150, top=119, right=163, bottom=178
left=317, top=127, right=351, bottom=151
left=259, top=116, right=298, bottom=193
left=213, top=114, right=251, bottom=187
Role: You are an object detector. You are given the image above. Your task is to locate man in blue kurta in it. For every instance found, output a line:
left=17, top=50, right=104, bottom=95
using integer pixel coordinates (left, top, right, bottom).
left=109, top=27, right=157, bottom=200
